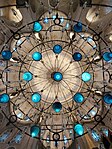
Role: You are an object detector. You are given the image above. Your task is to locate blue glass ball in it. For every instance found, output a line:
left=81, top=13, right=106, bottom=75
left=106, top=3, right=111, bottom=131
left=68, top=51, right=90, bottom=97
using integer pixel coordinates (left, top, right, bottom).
left=0, top=93, right=10, bottom=103
left=33, top=22, right=42, bottom=32
left=103, top=94, right=112, bottom=104
left=53, top=45, right=62, bottom=54
left=32, top=52, right=42, bottom=61
left=74, top=124, right=84, bottom=136
left=31, top=93, right=41, bottom=103
left=72, top=52, right=82, bottom=61
left=30, top=125, right=40, bottom=138
left=109, top=53, right=112, bottom=58
left=81, top=72, right=91, bottom=82
left=43, top=17, right=49, bottom=24
left=103, top=52, right=112, bottom=62
left=52, top=102, right=62, bottom=113
left=22, top=72, right=33, bottom=81
left=73, top=22, right=82, bottom=33
left=73, top=93, right=84, bottom=103
left=1, top=50, right=12, bottom=60
left=53, top=72, right=63, bottom=81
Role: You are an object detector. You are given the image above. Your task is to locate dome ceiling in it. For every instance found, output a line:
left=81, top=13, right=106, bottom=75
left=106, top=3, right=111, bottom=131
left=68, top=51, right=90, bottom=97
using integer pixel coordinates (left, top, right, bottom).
left=0, top=0, right=112, bottom=149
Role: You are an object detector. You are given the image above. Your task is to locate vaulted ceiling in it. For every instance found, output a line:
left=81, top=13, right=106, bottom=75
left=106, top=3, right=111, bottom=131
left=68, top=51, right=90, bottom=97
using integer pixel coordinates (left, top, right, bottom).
left=0, top=0, right=112, bottom=149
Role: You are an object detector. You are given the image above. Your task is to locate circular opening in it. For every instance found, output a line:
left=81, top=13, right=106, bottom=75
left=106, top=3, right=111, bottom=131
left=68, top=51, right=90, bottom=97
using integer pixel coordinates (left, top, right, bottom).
left=54, top=18, right=61, bottom=25
left=49, top=0, right=59, bottom=8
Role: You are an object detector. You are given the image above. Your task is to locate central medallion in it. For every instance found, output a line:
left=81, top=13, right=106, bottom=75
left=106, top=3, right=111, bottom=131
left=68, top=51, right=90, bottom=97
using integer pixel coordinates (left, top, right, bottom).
left=51, top=72, right=63, bottom=82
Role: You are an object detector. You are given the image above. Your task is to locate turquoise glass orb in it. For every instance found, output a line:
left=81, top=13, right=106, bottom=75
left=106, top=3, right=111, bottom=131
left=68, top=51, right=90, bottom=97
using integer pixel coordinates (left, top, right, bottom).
left=1, top=50, right=12, bottom=60
left=30, top=125, right=40, bottom=138
left=103, top=94, right=112, bottom=104
left=73, top=93, right=84, bottom=103
left=0, top=93, right=10, bottom=103
left=32, top=52, right=42, bottom=61
left=103, top=52, right=112, bottom=62
left=52, top=72, right=63, bottom=82
left=72, top=52, right=82, bottom=61
left=109, top=53, right=112, bottom=58
left=81, top=72, right=91, bottom=82
left=23, top=72, right=33, bottom=81
left=31, top=93, right=41, bottom=103
left=53, top=45, right=62, bottom=54
left=52, top=102, right=62, bottom=113
left=33, top=22, right=42, bottom=32
left=74, top=124, right=84, bottom=136
left=73, top=22, right=82, bottom=33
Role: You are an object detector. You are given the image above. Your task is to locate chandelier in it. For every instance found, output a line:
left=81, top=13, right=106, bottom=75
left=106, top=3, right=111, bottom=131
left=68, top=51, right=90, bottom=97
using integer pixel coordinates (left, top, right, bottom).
left=0, top=0, right=112, bottom=149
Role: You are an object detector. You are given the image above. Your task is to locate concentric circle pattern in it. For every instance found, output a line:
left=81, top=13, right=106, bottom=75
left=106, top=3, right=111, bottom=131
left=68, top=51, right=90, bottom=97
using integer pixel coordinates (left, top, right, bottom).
left=0, top=10, right=112, bottom=149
